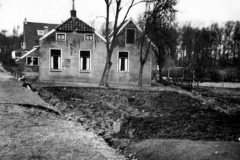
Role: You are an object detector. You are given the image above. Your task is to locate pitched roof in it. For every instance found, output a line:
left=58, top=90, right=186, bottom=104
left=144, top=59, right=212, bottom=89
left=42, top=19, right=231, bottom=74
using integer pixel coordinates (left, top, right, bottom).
left=24, top=22, right=59, bottom=50
left=56, top=17, right=95, bottom=33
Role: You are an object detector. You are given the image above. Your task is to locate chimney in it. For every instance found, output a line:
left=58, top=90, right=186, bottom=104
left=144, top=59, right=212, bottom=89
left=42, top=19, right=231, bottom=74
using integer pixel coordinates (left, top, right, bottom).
left=71, top=0, right=76, bottom=18
left=24, top=17, right=27, bottom=24
left=44, top=26, right=49, bottom=34
left=71, top=10, right=76, bottom=18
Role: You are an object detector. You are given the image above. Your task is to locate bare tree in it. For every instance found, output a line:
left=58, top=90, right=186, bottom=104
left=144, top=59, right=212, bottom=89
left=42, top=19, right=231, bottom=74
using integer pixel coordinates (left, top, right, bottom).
left=136, top=14, right=153, bottom=87
left=138, top=32, right=151, bottom=87
left=99, top=0, right=146, bottom=87
left=100, top=21, right=113, bottom=37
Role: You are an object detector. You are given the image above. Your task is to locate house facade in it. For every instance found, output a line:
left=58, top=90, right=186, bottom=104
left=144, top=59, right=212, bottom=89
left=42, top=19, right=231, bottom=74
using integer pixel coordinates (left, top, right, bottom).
left=17, top=7, right=152, bottom=85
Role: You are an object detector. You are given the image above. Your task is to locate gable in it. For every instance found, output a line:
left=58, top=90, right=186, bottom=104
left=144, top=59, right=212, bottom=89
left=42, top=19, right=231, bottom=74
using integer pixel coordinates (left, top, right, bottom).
left=114, top=21, right=142, bottom=47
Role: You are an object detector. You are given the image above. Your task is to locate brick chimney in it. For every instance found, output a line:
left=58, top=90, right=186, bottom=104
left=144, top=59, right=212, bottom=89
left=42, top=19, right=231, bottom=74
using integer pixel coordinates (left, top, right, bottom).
left=71, top=0, right=76, bottom=18
left=44, top=26, right=49, bottom=34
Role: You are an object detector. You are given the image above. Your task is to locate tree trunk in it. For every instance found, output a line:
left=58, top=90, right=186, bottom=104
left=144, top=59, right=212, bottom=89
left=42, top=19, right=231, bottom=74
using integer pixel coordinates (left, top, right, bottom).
left=158, top=64, right=163, bottom=82
left=99, top=61, right=112, bottom=87
left=138, top=62, right=144, bottom=87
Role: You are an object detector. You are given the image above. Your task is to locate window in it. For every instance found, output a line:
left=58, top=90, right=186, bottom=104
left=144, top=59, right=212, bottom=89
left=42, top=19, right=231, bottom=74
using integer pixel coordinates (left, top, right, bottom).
left=50, top=49, right=61, bottom=70
left=80, top=50, right=90, bottom=71
left=85, top=34, right=94, bottom=41
left=56, top=33, right=66, bottom=41
left=37, top=30, right=44, bottom=36
left=118, top=52, right=129, bottom=71
left=126, top=28, right=135, bottom=44
left=26, top=57, right=39, bottom=66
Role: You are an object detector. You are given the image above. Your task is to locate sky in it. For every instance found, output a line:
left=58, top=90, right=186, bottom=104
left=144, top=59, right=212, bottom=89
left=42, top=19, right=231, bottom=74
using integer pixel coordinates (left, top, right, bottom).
left=0, top=0, right=240, bottom=35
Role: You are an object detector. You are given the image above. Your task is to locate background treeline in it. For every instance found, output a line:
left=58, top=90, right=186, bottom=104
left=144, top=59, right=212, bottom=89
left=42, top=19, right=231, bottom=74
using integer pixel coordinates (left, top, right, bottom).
left=175, top=21, right=240, bottom=82
left=0, top=28, right=22, bottom=67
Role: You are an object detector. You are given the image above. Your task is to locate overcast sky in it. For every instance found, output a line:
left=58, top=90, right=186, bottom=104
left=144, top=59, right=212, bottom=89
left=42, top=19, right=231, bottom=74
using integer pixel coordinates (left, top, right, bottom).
left=0, top=0, right=240, bottom=35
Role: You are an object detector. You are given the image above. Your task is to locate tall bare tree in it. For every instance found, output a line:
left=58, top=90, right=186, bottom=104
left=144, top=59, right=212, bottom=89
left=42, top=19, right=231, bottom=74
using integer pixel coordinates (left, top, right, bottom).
left=137, top=30, right=151, bottom=87
left=136, top=13, right=153, bottom=87
left=99, top=0, right=146, bottom=87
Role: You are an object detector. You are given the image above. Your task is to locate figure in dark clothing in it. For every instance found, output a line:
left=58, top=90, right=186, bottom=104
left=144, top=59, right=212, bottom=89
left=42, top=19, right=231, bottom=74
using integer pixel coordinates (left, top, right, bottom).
left=18, top=76, right=32, bottom=90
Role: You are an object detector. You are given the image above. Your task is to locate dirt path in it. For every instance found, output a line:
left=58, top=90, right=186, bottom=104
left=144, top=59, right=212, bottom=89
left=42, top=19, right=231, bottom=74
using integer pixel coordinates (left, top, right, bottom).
left=199, top=82, right=240, bottom=88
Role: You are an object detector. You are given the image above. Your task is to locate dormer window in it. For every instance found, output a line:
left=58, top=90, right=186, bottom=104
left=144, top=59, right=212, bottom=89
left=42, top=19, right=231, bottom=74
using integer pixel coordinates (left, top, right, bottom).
left=85, top=34, right=94, bottom=41
left=37, top=30, right=44, bottom=36
left=126, top=28, right=135, bottom=44
left=56, top=33, right=66, bottom=41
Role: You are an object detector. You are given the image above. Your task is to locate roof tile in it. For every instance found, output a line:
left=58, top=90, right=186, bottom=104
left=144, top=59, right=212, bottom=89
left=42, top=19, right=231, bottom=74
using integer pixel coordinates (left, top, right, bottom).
left=56, top=17, right=94, bottom=33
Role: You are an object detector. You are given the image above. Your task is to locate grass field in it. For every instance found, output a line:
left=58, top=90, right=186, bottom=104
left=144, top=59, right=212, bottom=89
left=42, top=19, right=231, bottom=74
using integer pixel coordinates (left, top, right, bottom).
left=0, top=104, right=124, bottom=160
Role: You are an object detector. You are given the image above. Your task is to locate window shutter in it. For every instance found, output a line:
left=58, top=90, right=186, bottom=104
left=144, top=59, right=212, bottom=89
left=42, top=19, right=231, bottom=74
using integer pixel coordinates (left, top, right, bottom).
left=118, top=58, right=121, bottom=71
left=58, top=57, right=61, bottom=69
left=50, top=57, right=53, bottom=69
left=86, top=58, right=90, bottom=70
left=125, top=59, right=128, bottom=71
left=80, top=57, right=83, bottom=70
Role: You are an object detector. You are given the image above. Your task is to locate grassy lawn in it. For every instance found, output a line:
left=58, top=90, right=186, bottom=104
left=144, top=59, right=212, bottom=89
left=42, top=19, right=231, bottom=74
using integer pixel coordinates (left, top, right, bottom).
left=0, top=104, right=124, bottom=160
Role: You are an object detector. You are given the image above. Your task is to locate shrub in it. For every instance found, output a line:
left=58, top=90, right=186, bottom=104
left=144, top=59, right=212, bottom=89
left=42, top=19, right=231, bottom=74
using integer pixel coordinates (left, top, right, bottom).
left=209, top=68, right=240, bottom=82
left=209, top=69, right=221, bottom=82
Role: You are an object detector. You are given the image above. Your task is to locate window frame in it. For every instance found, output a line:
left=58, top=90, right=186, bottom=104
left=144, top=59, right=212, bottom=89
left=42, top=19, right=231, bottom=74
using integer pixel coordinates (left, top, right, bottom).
left=117, top=51, right=129, bottom=72
left=125, top=28, right=136, bottom=44
left=56, top=33, right=66, bottom=41
left=26, top=56, right=39, bottom=66
left=37, top=30, right=44, bottom=36
left=79, top=50, right=91, bottom=72
left=84, top=34, right=94, bottom=42
left=49, top=48, right=62, bottom=71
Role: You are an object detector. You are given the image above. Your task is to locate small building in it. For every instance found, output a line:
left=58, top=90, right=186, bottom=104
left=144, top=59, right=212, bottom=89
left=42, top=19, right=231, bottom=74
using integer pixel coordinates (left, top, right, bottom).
left=17, top=4, right=152, bottom=85
left=14, top=19, right=58, bottom=79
